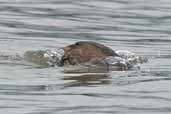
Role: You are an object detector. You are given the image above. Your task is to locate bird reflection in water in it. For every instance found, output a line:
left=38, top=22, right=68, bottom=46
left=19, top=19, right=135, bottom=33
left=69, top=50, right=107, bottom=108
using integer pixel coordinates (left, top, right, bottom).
left=63, top=73, right=111, bottom=87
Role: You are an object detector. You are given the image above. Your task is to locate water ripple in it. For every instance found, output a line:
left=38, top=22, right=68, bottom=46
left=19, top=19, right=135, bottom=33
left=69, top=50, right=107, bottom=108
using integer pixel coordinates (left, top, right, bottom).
left=0, top=0, right=171, bottom=114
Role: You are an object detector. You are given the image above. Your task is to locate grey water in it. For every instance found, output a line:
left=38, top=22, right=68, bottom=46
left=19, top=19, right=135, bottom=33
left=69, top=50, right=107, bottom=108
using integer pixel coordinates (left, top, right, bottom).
left=0, top=0, right=171, bottom=114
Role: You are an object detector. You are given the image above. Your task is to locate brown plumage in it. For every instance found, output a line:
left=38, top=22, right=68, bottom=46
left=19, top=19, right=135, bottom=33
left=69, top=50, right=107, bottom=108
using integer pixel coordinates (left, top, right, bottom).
left=60, top=41, right=118, bottom=66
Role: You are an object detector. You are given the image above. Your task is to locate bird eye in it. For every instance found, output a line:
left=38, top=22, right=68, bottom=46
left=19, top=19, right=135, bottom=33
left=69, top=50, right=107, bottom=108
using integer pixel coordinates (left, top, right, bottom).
left=75, top=42, right=79, bottom=45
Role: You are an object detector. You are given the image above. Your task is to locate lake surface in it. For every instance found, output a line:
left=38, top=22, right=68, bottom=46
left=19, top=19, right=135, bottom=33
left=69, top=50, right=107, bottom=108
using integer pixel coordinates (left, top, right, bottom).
left=0, top=0, right=171, bottom=114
